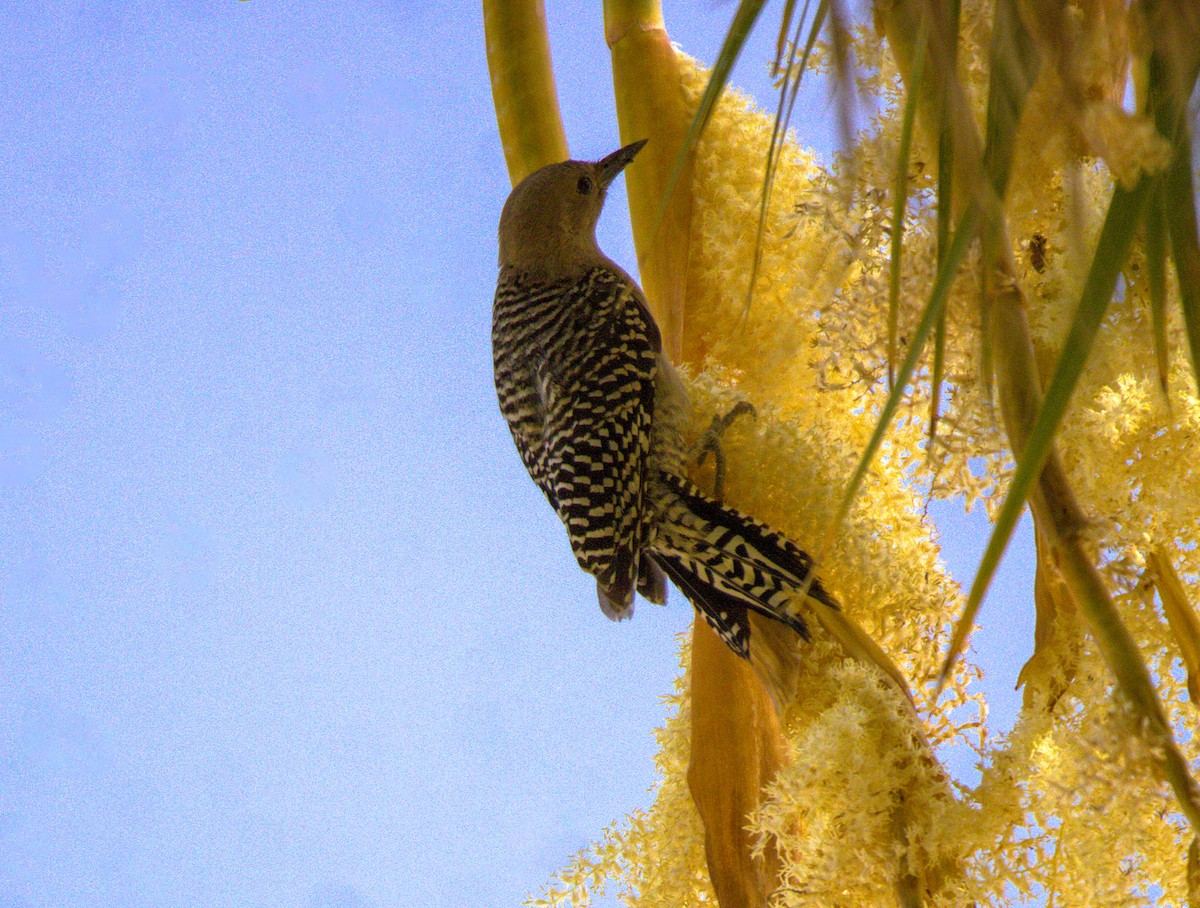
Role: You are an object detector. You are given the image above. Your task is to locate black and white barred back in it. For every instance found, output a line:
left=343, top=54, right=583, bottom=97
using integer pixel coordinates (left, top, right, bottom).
left=493, top=266, right=659, bottom=613
left=493, top=263, right=837, bottom=657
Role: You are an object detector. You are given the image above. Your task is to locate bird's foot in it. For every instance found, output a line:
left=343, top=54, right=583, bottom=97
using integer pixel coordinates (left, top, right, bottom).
left=694, top=401, right=756, bottom=502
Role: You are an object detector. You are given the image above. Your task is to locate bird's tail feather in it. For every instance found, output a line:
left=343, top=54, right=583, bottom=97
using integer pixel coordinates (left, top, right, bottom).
left=649, top=472, right=837, bottom=658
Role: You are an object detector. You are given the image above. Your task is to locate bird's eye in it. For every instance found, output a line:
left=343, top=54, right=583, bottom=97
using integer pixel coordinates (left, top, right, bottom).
left=577, top=175, right=594, bottom=195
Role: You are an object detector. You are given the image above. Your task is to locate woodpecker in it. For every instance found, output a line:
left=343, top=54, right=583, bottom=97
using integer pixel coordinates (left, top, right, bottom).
left=492, top=140, right=837, bottom=659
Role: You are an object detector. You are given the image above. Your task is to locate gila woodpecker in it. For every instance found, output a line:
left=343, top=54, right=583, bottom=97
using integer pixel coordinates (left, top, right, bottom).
left=492, top=140, right=837, bottom=658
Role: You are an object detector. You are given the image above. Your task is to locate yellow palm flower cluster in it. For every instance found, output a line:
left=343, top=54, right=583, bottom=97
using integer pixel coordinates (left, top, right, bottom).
left=530, top=5, right=1200, bottom=897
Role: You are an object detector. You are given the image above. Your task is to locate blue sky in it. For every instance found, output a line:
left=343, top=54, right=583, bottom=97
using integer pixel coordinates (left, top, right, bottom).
left=0, top=3, right=1035, bottom=906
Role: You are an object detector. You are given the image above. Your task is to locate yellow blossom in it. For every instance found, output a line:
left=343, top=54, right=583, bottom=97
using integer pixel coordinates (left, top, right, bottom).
left=516, top=2, right=1200, bottom=904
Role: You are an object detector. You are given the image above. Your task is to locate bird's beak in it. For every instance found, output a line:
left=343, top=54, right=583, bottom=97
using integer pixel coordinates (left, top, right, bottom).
left=595, top=139, right=648, bottom=189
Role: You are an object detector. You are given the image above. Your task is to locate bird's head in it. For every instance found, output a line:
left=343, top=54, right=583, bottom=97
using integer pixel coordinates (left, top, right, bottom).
left=498, top=139, right=647, bottom=277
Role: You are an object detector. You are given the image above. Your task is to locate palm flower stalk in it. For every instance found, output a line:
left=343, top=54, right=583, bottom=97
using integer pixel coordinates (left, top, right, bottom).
left=487, top=0, right=1200, bottom=904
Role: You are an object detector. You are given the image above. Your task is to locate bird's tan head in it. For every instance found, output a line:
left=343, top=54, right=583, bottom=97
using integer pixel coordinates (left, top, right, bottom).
left=498, top=139, right=647, bottom=277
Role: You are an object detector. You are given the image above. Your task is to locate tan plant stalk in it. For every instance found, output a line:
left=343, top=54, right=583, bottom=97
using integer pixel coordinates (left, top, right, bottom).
left=605, top=3, right=786, bottom=904
left=483, top=0, right=569, bottom=184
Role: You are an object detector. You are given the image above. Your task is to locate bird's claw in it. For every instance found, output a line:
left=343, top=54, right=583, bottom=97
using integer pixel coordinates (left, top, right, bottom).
left=695, top=401, right=756, bottom=501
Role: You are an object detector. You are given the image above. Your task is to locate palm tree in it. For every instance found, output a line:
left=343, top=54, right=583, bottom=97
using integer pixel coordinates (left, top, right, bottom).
left=485, top=1, right=1200, bottom=904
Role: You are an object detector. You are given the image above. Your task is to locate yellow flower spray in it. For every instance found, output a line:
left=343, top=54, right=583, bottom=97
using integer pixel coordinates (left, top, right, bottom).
left=487, top=0, right=1200, bottom=903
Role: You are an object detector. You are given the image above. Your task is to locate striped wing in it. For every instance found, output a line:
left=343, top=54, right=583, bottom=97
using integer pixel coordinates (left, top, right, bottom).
left=493, top=274, right=570, bottom=508
left=536, top=268, right=661, bottom=612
